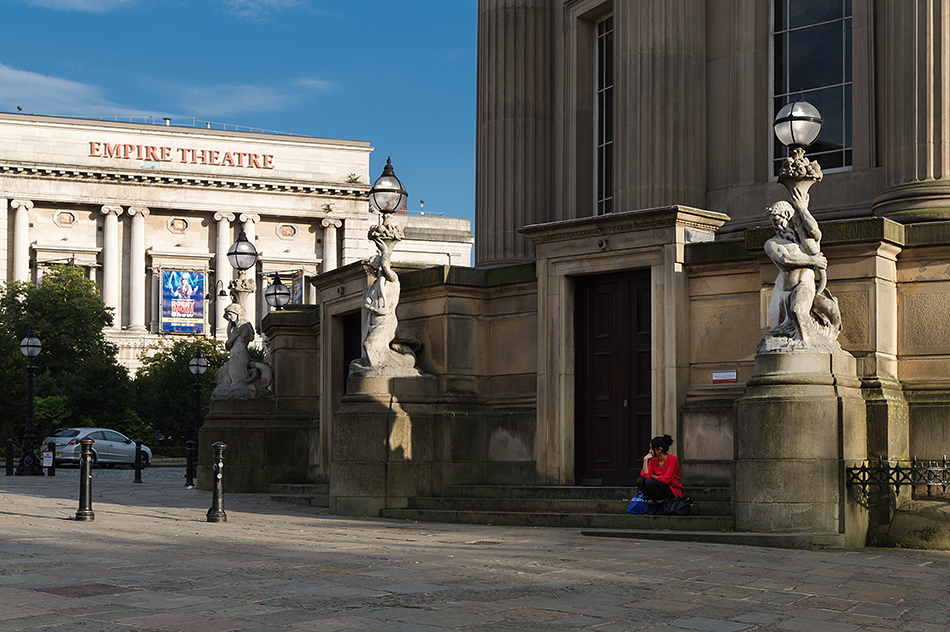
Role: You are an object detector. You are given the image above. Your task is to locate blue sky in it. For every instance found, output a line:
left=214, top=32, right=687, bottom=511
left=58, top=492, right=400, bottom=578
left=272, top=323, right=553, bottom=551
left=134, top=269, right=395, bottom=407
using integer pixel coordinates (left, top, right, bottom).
left=0, top=0, right=477, bottom=224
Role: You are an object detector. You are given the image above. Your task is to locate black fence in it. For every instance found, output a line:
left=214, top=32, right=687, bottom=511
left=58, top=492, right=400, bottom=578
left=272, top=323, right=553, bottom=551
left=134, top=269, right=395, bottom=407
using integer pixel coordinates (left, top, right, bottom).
left=846, top=456, right=950, bottom=495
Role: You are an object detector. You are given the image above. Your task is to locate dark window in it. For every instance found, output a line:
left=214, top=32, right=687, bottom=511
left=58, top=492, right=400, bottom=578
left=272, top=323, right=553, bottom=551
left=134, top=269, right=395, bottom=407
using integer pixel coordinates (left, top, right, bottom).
left=774, top=0, right=852, bottom=174
left=596, top=16, right=614, bottom=214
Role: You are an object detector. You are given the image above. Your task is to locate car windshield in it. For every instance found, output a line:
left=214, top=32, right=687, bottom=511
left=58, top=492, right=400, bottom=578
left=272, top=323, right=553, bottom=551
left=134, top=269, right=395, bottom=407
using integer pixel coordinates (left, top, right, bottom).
left=51, top=429, right=81, bottom=438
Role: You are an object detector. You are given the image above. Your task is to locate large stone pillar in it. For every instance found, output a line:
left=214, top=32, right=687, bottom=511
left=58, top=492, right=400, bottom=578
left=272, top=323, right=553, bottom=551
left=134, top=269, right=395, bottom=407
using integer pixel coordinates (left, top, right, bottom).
left=0, top=198, right=8, bottom=282
left=475, top=0, right=554, bottom=267
left=321, top=218, right=342, bottom=272
left=100, top=205, right=123, bottom=326
left=613, top=0, right=706, bottom=211
left=11, top=199, right=33, bottom=282
left=873, top=1, right=950, bottom=220
left=127, top=206, right=149, bottom=333
left=215, top=212, right=235, bottom=339
left=240, top=213, right=260, bottom=329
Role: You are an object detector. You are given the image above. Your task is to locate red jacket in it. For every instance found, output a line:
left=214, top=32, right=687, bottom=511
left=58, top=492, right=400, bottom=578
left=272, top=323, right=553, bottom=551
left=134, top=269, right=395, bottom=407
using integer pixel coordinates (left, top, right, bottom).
left=642, top=453, right=682, bottom=498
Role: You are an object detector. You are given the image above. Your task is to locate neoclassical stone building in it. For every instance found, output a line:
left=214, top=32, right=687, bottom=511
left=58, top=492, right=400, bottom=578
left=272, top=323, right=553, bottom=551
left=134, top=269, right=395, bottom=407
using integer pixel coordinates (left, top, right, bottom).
left=0, top=113, right=472, bottom=371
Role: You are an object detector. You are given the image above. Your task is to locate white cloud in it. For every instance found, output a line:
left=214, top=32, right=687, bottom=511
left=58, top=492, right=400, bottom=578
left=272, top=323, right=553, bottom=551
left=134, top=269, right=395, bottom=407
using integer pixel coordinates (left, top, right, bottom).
left=16, top=0, right=137, bottom=12
left=292, top=78, right=336, bottom=92
left=0, top=63, right=151, bottom=117
left=222, top=0, right=302, bottom=18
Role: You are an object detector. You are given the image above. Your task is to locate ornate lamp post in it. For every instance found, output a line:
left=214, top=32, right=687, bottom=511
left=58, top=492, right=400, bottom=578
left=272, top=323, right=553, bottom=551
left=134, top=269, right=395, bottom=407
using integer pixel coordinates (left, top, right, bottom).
left=369, top=156, right=408, bottom=215
left=187, top=349, right=208, bottom=483
left=226, top=229, right=259, bottom=314
left=264, top=273, right=291, bottom=311
left=16, top=328, right=43, bottom=476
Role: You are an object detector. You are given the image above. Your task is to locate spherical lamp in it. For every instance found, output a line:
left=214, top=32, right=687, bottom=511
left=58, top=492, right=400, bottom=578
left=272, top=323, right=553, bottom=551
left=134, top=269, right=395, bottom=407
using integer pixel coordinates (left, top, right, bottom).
left=773, top=100, right=823, bottom=148
left=227, top=230, right=259, bottom=271
left=368, top=157, right=408, bottom=214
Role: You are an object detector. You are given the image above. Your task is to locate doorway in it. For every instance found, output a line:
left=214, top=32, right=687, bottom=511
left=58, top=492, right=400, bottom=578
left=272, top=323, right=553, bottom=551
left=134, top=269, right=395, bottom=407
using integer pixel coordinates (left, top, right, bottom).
left=574, top=270, right=652, bottom=486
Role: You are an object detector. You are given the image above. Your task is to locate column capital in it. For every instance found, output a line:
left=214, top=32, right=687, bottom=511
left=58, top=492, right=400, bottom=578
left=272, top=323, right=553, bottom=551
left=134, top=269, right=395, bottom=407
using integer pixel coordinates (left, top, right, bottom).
left=239, top=213, right=261, bottom=224
left=214, top=211, right=236, bottom=223
left=127, top=205, right=150, bottom=217
left=321, top=218, right=342, bottom=229
left=10, top=199, right=33, bottom=211
left=100, top=204, right=124, bottom=216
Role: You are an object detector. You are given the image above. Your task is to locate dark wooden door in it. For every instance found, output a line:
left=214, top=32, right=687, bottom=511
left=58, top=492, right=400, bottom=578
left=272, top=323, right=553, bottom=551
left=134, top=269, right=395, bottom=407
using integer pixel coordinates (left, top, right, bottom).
left=574, top=270, right=652, bottom=486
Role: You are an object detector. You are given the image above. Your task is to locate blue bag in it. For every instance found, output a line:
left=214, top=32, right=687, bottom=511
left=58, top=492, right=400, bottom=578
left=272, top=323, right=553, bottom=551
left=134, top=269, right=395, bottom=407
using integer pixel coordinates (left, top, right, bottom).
left=626, top=492, right=649, bottom=514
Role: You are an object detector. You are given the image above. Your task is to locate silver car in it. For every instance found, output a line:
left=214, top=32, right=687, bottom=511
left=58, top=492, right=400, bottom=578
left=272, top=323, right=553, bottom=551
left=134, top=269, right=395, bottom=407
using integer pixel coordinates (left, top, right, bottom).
left=42, top=428, right=152, bottom=468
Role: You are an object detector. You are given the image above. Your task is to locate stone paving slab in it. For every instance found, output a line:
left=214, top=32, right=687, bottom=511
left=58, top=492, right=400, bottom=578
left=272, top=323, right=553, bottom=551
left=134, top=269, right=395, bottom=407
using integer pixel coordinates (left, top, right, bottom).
left=0, top=477, right=948, bottom=631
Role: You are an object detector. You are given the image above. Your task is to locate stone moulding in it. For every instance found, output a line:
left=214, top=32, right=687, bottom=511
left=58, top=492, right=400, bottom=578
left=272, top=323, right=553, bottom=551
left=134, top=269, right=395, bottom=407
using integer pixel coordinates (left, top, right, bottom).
left=520, top=205, right=732, bottom=244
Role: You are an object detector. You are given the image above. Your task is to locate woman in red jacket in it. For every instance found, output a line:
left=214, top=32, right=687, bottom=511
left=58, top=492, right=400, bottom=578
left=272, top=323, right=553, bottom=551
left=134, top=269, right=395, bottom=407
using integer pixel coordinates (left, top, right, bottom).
left=637, top=434, right=682, bottom=514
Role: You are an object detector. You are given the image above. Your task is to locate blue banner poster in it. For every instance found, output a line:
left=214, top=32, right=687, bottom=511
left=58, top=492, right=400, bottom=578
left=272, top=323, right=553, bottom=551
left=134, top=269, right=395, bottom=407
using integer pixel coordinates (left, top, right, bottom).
left=161, top=270, right=204, bottom=333
left=291, top=271, right=304, bottom=305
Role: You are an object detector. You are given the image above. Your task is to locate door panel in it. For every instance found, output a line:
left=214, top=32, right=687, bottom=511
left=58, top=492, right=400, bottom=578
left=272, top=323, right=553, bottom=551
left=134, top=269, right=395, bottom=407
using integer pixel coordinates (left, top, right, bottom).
left=575, top=270, right=652, bottom=486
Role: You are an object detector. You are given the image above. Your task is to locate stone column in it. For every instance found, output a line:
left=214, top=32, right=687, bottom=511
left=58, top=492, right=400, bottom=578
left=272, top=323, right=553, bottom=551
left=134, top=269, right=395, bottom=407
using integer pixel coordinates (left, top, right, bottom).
left=0, top=198, right=8, bottom=282
left=11, top=199, right=33, bottom=282
left=100, top=205, right=123, bottom=327
left=240, top=213, right=260, bottom=329
left=321, top=218, right=342, bottom=272
left=215, top=212, right=235, bottom=339
left=613, top=0, right=706, bottom=212
left=475, top=0, right=554, bottom=267
left=874, top=1, right=950, bottom=220
left=127, top=206, right=149, bottom=333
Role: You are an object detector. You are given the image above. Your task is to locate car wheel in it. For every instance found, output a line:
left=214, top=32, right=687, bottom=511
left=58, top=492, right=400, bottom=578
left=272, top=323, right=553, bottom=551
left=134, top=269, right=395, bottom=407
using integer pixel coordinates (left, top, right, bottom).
left=138, top=454, right=150, bottom=469
left=90, top=451, right=98, bottom=467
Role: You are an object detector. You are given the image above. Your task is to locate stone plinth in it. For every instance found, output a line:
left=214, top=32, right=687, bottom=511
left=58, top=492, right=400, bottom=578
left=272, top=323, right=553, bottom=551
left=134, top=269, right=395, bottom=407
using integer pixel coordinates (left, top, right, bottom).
left=330, top=376, right=439, bottom=516
left=199, top=398, right=313, bottom=492
left=735, top=352, right=868, bottom=547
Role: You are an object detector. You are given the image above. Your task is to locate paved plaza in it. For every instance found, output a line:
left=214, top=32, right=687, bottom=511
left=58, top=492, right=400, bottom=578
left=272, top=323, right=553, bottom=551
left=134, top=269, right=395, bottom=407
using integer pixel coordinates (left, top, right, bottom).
left=0, top=475, right=947, bottom=632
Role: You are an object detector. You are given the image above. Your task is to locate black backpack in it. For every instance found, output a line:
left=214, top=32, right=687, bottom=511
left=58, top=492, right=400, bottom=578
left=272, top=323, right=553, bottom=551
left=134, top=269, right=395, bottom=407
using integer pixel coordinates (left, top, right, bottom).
left=660, top=496, right=699, bottom=516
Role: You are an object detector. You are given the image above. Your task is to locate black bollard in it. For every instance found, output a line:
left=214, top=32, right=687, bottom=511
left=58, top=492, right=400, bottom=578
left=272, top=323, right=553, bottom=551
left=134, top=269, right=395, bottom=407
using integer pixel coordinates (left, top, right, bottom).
left=6, top=438, right=13, bottom=476
left=75, top=438, right=95, bottom=521
left=206, top=442, right=227, bottom=523
left=46, top=441, right=56, bottom=477
left=133, top=440, right=143, bottom=484
left=185, top=440, right=195, bottom=488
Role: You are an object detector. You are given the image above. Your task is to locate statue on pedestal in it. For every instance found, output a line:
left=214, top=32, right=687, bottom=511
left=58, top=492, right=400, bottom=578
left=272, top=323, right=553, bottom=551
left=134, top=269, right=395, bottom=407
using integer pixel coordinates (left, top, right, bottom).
left=759, top=104, right=845, bottom=355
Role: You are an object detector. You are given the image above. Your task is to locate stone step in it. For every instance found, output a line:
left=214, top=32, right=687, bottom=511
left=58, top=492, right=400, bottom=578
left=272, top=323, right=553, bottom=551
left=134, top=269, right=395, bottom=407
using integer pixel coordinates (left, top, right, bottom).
left=443, top=485, right=731, bottom=503
left=269, top=493, right=330, bottom=508
left=381, top=508, right=734, bottom=531
left=405, top=496, right=731, bottom=516
left=267, top=483, right=329, bottom=495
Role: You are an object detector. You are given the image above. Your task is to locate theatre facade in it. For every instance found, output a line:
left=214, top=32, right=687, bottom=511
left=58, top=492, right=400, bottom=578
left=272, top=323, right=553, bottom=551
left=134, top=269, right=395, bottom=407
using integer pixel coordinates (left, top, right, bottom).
left=0, top=113, right=472, bottom=371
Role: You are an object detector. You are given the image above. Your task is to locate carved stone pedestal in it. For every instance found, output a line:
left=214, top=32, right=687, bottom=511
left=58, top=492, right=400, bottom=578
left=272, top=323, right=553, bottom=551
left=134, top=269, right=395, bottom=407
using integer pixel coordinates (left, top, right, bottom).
left=735, top=352, right=868, bottom=547
left=199, top=398, right=313, bottom=492
left=330, top=376, right=439, bottom=516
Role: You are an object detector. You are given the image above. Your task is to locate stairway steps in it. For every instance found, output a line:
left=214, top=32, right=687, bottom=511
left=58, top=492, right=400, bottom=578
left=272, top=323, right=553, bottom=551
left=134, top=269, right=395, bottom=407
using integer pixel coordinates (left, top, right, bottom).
left=381, top=508, right=734, bottom=531
left=443, top=485, right=730, bottom=503
left=268, top=483, right=329, bottom=508
left=405, top=496, right=731, bottom=516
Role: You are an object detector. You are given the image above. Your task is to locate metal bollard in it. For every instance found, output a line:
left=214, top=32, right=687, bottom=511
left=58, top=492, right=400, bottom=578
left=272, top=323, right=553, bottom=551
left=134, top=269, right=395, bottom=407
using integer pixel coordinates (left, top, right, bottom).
left=133, top=440, right=143, bottom=484
left=206, top=442, right=227, bottom=523
left=185, top=440, right=195, bottom=488
left=6, top=438, right=13, bottom=476
left=46, top=441, right=56, bottom=477
left=75, top=438, right=95, bottom=521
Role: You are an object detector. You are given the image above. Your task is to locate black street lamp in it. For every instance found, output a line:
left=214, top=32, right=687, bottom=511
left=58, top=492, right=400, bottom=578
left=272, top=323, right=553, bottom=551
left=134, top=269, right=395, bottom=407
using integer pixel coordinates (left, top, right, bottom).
left=369, top=157, right=408, bottom=214
left=187, top=349, right=208, bottom=485
left=227, top=230, right=258, bottom=272
left=264, top=272, right=292, bottom=310
left=16, top=328, right=43, bottom=476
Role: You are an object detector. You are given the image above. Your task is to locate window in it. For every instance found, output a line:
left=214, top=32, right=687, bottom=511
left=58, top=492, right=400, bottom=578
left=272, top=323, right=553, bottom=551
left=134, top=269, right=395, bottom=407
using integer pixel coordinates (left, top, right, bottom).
left=595, top=15, right=614, bottom=214
left=774, top=0, right=852, bottom=173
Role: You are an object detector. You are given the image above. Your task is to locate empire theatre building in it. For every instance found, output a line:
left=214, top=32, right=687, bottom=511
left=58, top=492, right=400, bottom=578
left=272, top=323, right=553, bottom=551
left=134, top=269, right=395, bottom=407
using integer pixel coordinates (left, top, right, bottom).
left=0, top=113, right=472, bottom=371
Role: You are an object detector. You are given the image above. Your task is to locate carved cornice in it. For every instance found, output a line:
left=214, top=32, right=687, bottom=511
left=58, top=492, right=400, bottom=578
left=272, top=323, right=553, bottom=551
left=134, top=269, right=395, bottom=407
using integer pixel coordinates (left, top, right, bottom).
left=0, top=162, right=369, bottom=199
left=520, top=205, right=731, bottom=245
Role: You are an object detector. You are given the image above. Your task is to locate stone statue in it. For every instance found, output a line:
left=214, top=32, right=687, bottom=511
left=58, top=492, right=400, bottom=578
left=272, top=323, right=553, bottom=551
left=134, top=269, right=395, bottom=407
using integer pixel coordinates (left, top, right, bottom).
left=759, top=146, right=844, bottom=354
left=348, top=215, right=423, bottom=377
left=212, top=302, right=273, bottom=399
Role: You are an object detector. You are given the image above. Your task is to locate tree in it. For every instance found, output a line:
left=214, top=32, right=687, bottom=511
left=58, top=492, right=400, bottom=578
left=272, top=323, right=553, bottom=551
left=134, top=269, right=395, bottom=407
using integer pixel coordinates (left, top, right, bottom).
left=132, top=337, right=228, bottom=446
left=0, top=265, right=136, bottom=442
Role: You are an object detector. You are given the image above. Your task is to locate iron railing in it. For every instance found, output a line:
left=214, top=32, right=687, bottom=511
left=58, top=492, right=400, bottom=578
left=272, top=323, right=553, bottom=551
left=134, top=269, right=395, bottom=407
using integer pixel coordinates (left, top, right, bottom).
left=846, top=456, right=950, bottom=495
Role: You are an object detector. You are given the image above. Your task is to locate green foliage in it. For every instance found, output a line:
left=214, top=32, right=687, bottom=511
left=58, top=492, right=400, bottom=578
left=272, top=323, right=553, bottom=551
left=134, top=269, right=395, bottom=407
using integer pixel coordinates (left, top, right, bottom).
left=0, top=265, right=134, bottom=442
left=132, top=336, right=228, bottom=446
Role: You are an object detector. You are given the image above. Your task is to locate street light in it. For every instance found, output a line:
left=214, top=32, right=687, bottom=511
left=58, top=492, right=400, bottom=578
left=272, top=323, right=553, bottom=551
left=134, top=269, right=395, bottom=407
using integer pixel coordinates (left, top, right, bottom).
left=187, top=349, right=208, bottom=487
left=227, top=230, right=258, bottom=272
left=264, top=273, right=291, bottom=310
left=369, top=157, right=408, bottom=214
left=773, top=100, right=824, bottom=149
left=17, top=327, right=43, bottom=476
